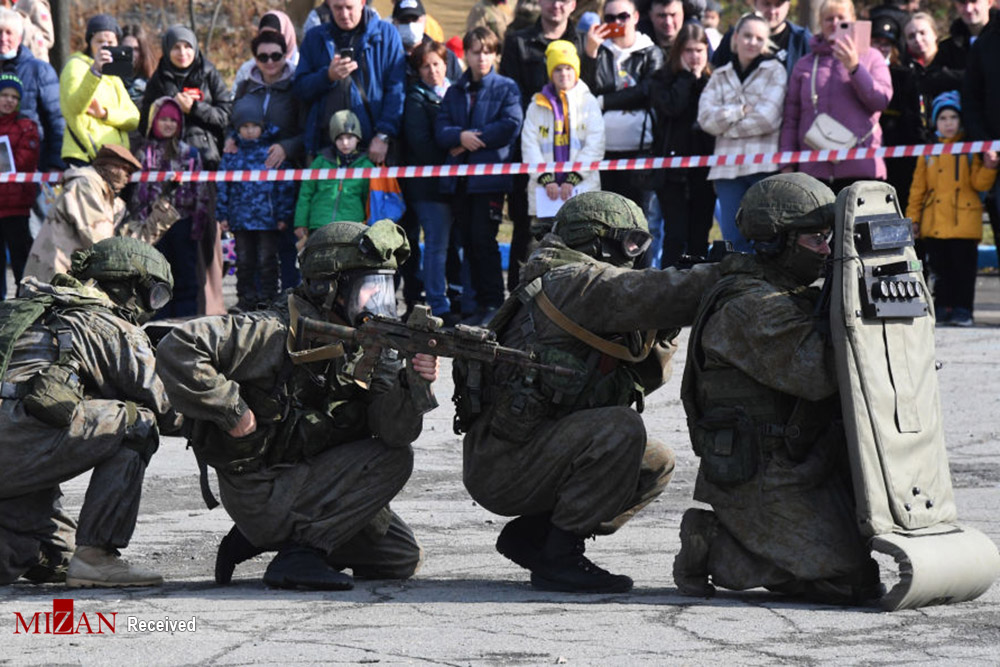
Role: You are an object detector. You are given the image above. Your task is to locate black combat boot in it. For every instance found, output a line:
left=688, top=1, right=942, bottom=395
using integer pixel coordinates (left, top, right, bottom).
left=673, top=508, right=718, bottom=597
left=495, top=513, right=552, bottom=571
left=215, top=525, right=265, bottom=585
left=529, top=527, right=633, bottom=593
left=262, top=545, right=354, bottom=591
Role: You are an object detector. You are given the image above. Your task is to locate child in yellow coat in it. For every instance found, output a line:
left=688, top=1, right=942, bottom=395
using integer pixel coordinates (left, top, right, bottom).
left=907, top=91, right=999, bottom=326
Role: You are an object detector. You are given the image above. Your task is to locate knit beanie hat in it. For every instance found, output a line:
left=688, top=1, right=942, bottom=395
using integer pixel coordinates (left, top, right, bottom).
left=162, top=25, right=199, bottom=62
left=546, top=40, right=580, bottom=79
left=86, top=14, right=122, bottom=44
left=0, top=73, right=23, bottom=102
left=151, top=98, right=183, bottom=139
left=931, top=90, right=961, bottom=124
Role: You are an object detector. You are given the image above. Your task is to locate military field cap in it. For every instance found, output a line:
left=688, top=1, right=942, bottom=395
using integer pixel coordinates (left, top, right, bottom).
left=92, top=143, right=143, bottom=172
left=70, top=236, right=173, bottom=288
left=299, top=219, right=410, bottom=278
left=329, top=109, right=363, bottom=142
left=736, top=173, right=835, bottom=241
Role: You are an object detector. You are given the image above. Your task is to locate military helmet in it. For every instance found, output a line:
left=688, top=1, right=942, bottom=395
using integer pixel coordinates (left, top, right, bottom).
left=69, top=237, right=174, bottom=314
left=299, top=219, right=410, bottom=280
left=329, top=109, right=363, bottom=142
left=552, top=191, right=651, bottom=265
left=70, top=237, right=173, bottom=288
left=736, top=173, right=836, bottom=242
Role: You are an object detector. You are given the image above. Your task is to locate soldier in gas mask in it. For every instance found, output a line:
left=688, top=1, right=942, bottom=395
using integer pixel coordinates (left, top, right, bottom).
left=675, top=172, right=882, bottom=604
left=0, top=236, right=180, bottom=587
left=156, top=220, right=438, bottom=590
left=455, top=191, right=720, bottom=593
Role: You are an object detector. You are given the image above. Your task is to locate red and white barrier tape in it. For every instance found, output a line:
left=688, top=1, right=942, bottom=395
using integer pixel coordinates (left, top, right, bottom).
left=2, top=140, right=998, bottom=184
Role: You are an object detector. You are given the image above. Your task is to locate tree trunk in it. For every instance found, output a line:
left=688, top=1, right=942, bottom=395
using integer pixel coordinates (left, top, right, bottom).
left=798, top=0, right=822, bottom=33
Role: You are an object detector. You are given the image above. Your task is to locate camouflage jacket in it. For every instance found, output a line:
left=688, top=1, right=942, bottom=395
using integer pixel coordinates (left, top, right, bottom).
left=155, top=293, right=426, bottom=461
left=2, top=277, right=179, bottom=430
left=683, top=254, right=841, bottom=504
left=490, top=235, right=721, bottom=412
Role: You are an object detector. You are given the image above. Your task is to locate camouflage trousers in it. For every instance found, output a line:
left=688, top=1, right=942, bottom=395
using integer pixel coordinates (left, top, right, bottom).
left=463, top=404, right=675, bottom=536
left=694, top=445, right=878, bottom=600
left=218, top=438, right=421, bottom=579
left=0, top=398, right=149, bottom=584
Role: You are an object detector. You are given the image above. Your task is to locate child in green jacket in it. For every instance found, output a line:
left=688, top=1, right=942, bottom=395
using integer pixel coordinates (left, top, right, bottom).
left=294, top=110, right=373, bottom=248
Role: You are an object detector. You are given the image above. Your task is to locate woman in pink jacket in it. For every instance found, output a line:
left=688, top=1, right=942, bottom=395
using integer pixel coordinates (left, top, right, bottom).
left=780, top=0, right=892, bottom=191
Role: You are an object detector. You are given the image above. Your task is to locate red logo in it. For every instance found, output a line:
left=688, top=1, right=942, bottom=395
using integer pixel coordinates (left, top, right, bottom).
left=13, top=599, right=116, bottom=635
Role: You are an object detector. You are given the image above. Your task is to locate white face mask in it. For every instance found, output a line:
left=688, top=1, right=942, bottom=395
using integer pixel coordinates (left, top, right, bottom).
left=396, top=22, right=424, bottom=48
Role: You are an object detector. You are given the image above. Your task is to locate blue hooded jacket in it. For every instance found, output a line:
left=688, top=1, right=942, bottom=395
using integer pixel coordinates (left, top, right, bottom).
left=216, top=125, right=297, bottom=232
left=293, top=7, right=406, bottom=155
left=1, top=46, right=65, bottom=170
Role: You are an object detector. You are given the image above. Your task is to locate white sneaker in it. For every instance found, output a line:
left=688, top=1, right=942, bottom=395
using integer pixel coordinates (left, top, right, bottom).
left=66, top=546, right=163, bottom=588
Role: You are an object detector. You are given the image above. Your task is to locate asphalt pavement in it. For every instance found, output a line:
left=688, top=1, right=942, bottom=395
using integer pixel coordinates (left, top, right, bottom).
left=4, top=269, right=1000, bottom=664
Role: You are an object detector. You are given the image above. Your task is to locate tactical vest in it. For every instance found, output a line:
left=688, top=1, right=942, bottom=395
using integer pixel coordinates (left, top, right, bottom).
left=680, top=262, right=835, bottom=485
left=187, top=306, right=379, bottom=481
left=453, top=246, right=653, bottom=439
left=0, top=289, right=102, bottom=427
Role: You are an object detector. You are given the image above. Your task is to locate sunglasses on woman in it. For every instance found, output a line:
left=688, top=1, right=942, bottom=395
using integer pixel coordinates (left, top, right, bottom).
left=604, top=11, right=631, bottom=23
left=255, top=51, right=284, bottom=63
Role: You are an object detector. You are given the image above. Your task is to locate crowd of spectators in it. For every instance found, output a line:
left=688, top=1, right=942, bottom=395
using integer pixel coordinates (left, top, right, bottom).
left=1, top=0, right=999, bottom=323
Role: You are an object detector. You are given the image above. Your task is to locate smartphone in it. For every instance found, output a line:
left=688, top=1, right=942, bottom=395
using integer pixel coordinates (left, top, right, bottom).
left=339, top=47, right=354, bottom=60
left=100, top=45, right=133, bottom=78
left=833, top=20, right=871, bottom=55
left=603, top=23, right=626, bottom=39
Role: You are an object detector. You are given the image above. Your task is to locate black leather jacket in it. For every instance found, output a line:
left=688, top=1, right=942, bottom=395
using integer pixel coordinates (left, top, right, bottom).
left=581, top=40, right=664, bottom=115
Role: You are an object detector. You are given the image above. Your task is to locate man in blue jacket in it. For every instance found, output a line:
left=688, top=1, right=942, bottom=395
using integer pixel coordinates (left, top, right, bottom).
left=0, top=7, right=64, bottom=170
left=710, top=0, right=810, bottom=76
left=293, top=0, right=406, bottom=163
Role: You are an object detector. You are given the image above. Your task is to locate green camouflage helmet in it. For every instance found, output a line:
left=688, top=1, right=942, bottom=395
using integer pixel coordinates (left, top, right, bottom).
left=69, top=236, right=173, bottom=289
left=299, top=219, right=410, bottom=280
left=553, top=191, right=648, bottom=246
left=329, top=109, right=363, bottom=142
left=736, top=173, right=836, bottom=242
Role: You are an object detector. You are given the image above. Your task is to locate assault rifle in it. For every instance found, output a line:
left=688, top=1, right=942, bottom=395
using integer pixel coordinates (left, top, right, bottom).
left=295, top=305, right=579, bottom=414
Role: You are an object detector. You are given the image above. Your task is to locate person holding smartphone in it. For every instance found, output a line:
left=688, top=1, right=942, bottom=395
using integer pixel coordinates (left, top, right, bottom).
left=293, top=0, right=406, bottom=164
left=58, top=14, right=139, bottom=166
left=780, top=0, right=891, bottom=192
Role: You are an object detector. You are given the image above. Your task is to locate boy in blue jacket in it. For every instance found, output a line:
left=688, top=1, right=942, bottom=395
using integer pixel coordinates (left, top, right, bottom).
left=217, top=101, right=296, bottom=311
left=436, top=27, right=522, bottom=324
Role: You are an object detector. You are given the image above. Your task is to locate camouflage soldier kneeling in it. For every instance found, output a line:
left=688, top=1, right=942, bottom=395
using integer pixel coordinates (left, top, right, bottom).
left=457, top=191, right=720, bottom=593
left=0, top=237, right=180, bottom=588
left=675, top=173, right=882, bottom=604
left=156, top=220, right=438, bottom=590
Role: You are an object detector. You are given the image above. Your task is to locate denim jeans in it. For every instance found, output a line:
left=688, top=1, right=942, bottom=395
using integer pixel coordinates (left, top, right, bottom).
left=713, top=172, right=775, bottom=253
left=411, top=199, right=453, bottom=315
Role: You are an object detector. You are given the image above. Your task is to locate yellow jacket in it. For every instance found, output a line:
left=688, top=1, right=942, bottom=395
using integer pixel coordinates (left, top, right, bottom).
left=906, top=135, right=998, bottom=240
left=59, top=52, right=140, bottom=163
